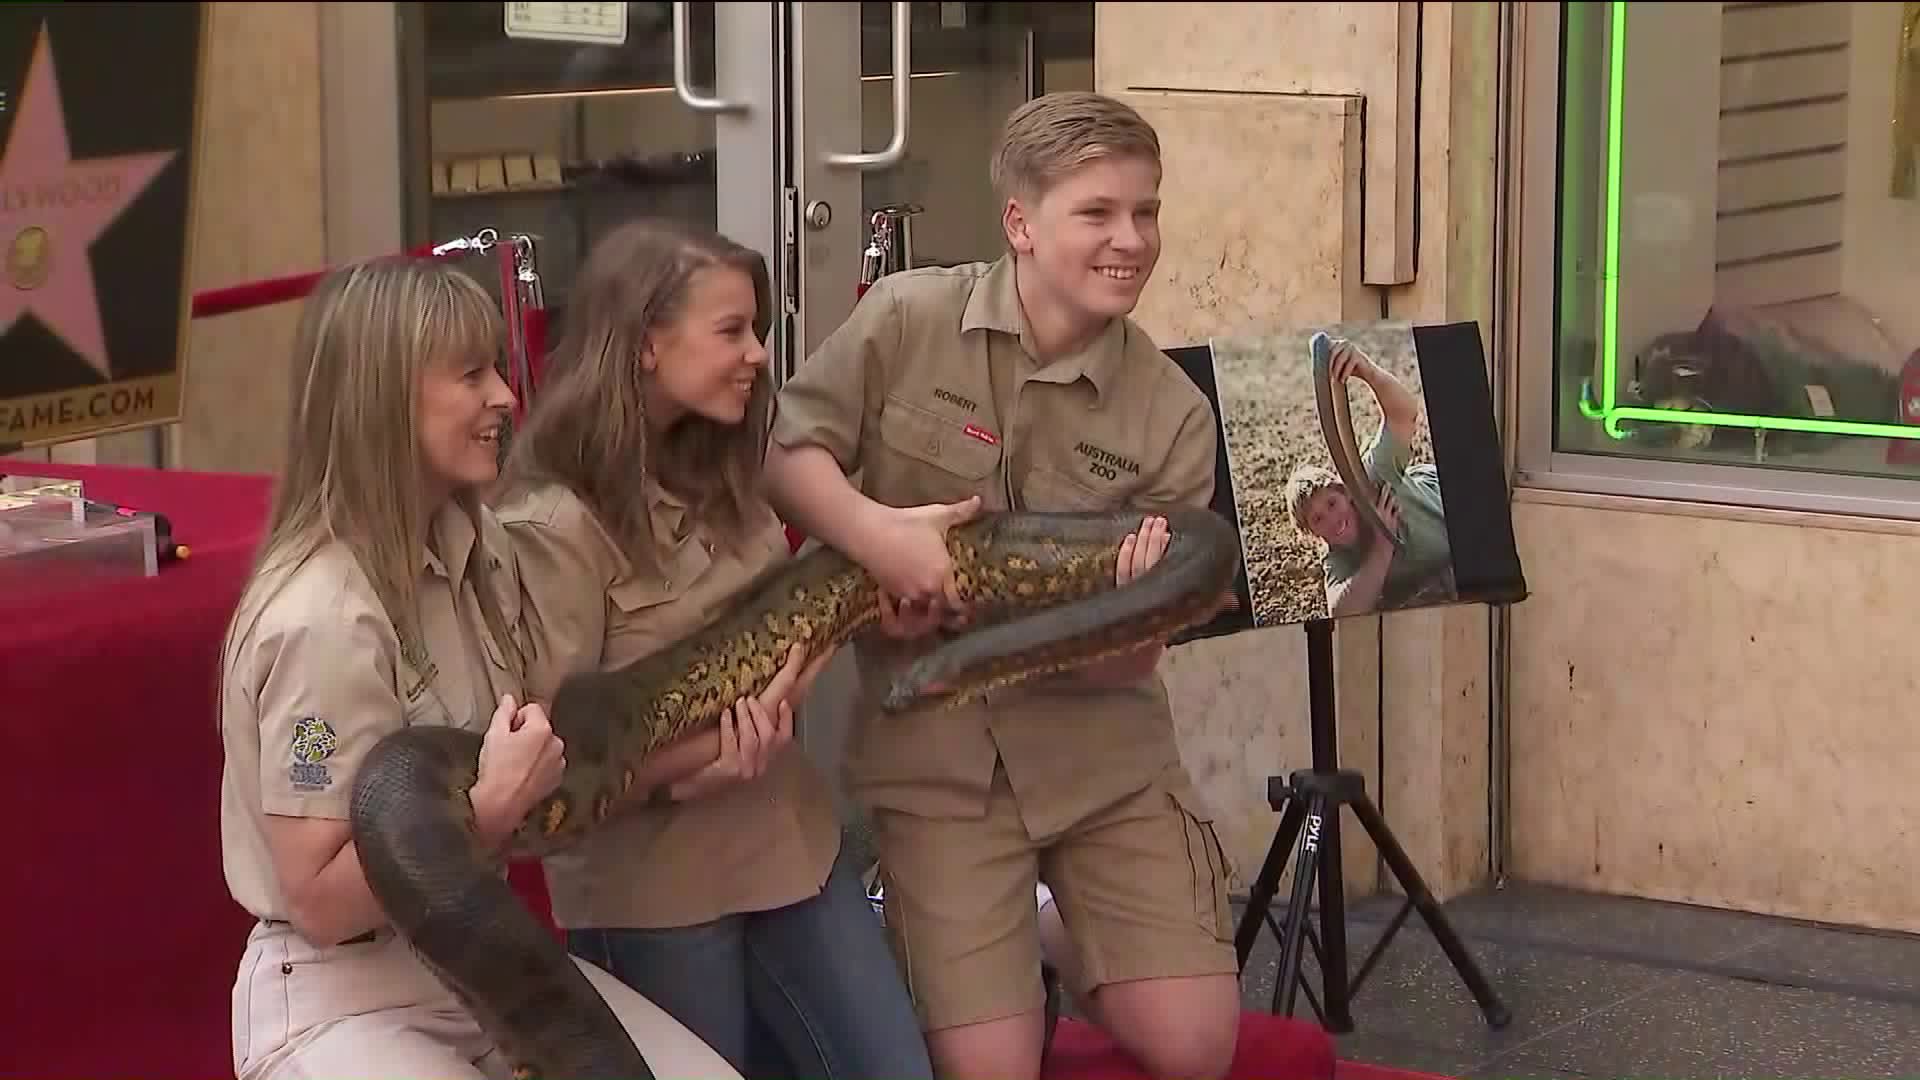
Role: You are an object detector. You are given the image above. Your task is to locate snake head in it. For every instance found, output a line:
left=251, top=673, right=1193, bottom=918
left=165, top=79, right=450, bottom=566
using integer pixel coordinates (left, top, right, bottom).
left=881, top=678, right=980, bottom=714
left=880, top=674, right=943, bottom=713
left=1310, top=330, right=1333, bottom=368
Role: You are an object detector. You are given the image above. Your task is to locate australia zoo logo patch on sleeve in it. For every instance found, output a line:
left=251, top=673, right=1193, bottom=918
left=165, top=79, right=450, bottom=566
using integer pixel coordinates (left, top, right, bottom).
left=289, top=716, right=338, bottom=792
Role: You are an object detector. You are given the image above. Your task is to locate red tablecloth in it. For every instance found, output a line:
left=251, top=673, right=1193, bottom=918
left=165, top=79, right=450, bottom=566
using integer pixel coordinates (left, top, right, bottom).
left=0, top=459, right=559, bottom=1080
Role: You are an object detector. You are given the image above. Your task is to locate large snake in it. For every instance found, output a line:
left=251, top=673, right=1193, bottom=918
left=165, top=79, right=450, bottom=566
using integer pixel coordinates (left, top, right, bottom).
left=348, top=506, right=1241, bottom=1080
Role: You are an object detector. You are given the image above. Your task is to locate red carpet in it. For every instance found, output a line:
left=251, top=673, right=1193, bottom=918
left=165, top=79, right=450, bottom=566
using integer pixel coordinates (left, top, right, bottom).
left=1048, top=1015, right=1333, bottom=1080
left=1334, top=1062, right=1458, bottom=1080
left=1044, top=1015, right=1455, bottom=1080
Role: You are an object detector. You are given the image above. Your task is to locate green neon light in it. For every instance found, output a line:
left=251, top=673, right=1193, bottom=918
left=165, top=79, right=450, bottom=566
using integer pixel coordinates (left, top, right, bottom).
left=1579, top=0, right=1920, bottom=444
left=1579, top=0, right=1625, bottom=425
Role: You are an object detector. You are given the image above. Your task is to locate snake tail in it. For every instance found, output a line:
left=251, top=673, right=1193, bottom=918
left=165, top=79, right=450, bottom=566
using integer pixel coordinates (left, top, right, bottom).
left=347, top=724, right=655, bottom=1080
left=882, top=507, right=1241, bottom=711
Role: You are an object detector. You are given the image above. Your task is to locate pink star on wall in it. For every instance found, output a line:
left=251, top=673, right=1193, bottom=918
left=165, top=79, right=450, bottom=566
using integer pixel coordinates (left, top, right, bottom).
left=0, top=23, right=177, bottom=380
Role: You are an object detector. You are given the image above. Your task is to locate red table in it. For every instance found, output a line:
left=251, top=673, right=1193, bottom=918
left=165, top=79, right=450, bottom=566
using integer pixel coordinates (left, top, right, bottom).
left=0, top=459, right=560, bottom=1080
left=0, top=459, right=272, bottom=1079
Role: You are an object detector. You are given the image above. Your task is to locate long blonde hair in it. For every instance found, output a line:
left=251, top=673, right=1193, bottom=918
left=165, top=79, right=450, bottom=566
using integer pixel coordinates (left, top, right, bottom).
left=233, top=256, right=522, bottom=681
left=501, top=217, right=775, bottom=574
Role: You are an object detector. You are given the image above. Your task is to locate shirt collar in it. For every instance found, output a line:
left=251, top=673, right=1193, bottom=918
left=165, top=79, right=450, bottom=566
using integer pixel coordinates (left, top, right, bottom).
left=626, top=476, right=708, bottom=586
left=422, top=502, right=478, bottom=585
left=648, top=476, right=693, bottom=548
left=959, top=255, right=1125, bottom=403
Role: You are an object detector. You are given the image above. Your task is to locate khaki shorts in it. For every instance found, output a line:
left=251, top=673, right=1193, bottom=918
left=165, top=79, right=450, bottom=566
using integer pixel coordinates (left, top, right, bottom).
left=232, top=920, right=748, bottom=1080
left=870, top=763, right=1237, bottom=1031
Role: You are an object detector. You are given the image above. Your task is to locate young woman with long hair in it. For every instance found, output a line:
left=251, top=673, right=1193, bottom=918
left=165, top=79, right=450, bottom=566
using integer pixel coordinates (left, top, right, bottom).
left=496, top=217, right=933, bottom=1080
left=218, top=256, right=741, bottom=1080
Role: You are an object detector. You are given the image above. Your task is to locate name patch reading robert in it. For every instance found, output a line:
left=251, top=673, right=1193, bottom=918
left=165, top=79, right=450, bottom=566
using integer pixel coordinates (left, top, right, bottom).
left=933, top=387, right=978, bottom=413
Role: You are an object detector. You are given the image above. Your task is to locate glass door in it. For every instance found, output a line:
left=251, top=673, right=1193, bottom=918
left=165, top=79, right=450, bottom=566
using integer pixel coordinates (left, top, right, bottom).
left=395, top=2, right=783, bottom=322
left=391, top=1, right=1093, bottom=377
left=781, top=1, right=1096, bottom=370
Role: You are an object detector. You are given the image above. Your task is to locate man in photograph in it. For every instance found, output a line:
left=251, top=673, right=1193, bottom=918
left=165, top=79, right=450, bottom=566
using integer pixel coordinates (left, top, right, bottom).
left=1285, top=339, right=1454, bottom=617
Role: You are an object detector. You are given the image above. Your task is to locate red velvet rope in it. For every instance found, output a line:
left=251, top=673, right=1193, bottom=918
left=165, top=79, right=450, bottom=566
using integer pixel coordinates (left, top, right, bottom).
left=522, top=307, right=548, bottom=396
left=0, top=239, right=539, bottom=456
left=188, top=241, right=445, bottom=319
left=186, top=237, right=548, bottom=423
left=494, top=241, right=528, bottom=424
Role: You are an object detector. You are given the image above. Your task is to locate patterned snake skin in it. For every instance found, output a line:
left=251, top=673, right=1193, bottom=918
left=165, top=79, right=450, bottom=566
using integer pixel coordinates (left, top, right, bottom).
left=348, top=507, right=1241, bottom=1080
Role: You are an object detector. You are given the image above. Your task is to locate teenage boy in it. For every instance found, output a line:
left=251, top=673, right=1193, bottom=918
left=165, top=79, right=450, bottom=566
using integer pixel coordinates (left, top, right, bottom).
left=765, top=92, right=1240, bottom=1080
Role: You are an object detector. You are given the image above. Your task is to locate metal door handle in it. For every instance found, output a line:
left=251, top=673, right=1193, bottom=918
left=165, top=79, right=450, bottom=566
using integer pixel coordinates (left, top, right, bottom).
left=824, top=1, right=910, bottom=170
left=672, top=2, right=749, bottom=113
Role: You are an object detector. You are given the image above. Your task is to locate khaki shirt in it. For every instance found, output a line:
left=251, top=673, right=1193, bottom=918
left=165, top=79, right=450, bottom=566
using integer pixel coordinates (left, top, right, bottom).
left=219, top=504, right=526, bottom=923
left=770, top=256, right=1219, bottom=838
left=496, top=481, right=842, bottom=930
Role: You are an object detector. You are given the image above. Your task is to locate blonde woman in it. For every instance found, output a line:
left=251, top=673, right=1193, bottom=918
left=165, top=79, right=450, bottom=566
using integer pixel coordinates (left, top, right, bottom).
left=217, top=256, right=741, bottom=1080
left=495, top=217, right=933, bottom=1080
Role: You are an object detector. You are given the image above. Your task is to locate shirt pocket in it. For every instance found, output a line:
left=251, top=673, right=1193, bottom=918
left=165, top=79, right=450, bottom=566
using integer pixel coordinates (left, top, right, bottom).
left=604, top=575, right=684, bottom=665
left=477, top=570, right=531, bottom=686
left=869, top=395, right=1002, bottom=507
left=1167, top=784, right=1234, bottom=945
left=400, top=695, right=457, bottom=732
left=1021, top=462, right=1121, bottom=512
left=481, top=624, right=521, bottom=682
left=398, top=657, right=456, bottom=729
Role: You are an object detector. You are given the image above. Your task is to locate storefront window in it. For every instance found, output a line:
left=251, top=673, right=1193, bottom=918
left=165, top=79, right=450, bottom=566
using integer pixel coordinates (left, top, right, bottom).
left=1554, top=1, right=1920, bottom=480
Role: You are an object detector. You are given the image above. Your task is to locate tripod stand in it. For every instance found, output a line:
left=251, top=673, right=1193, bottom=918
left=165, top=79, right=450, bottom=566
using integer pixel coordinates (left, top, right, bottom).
left=1233, top=617, right=1512, bottom=1033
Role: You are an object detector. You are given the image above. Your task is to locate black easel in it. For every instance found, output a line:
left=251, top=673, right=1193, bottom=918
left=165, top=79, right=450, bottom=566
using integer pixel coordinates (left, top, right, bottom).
left=1232, top=617, right=1512, bottom=1032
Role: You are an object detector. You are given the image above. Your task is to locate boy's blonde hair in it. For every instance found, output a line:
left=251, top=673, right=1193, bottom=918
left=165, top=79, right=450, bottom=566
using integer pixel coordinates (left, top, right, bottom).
left=990, top=91, right=1162, bottom=203
left=1285, top=464, right=1342, bottom=534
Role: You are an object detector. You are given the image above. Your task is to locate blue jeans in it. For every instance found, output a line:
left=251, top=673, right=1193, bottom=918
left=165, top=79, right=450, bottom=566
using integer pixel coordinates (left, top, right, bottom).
left=567, top=843, right=932, bottom=1080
